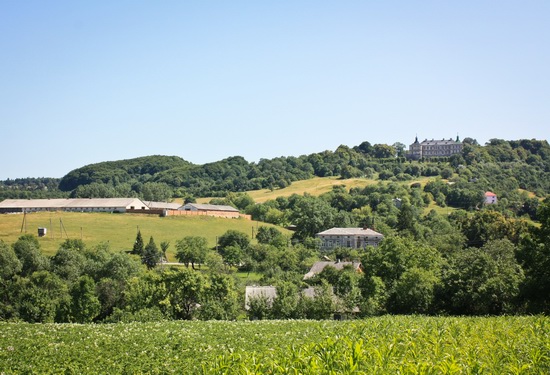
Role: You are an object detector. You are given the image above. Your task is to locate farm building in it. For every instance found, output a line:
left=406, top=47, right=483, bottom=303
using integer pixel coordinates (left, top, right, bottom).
left=144, top=201, right=182, bottom=210
left=0, top=198, right=149, bottom=214
left=316, top=227, right=384, bottom=250
left=245, top=286, right=278, bottom=310
left=179, top=203, right=241, bottom=218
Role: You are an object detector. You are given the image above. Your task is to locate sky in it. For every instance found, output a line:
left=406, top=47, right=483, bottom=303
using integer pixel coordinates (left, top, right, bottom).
left=1, top=1, right=549, bottom=180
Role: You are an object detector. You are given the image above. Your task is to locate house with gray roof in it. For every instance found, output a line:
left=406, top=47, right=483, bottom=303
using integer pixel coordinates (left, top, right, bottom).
left=245, top=286, right=278, bottom=310
left=316, top=227, right=384, bottom=250
left=145, top=201, right=182, bottom=210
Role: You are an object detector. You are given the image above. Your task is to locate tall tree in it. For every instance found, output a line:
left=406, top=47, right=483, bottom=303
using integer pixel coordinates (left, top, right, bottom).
left=290, top=196, right=338, bottom=241
left=142, top=236, right=161, bottom=270
left=176, top=236, right=209, bottom=270
left=69, top=275, right=100, bottom=323
left=12, top=234, right=49, bottom=276
left=132, top=230, right=144, bottom=256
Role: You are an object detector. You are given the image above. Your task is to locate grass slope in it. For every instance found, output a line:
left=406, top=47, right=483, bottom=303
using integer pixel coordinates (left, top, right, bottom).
left=0, top=212, right=285, bottom=258
left=195, top=176, right=435, bottom=204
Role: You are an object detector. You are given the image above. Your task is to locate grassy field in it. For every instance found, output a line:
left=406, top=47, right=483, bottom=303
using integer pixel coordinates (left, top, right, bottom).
left=194, top=176, right=435, bottom=204
left=0, top=212, right=286, bottom=258
left=0, top=316, right=548, bottom=374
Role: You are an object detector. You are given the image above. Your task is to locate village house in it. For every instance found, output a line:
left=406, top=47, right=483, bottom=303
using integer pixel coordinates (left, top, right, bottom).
left=484, top=191, right=498, bottom=205
left=316, top=227, right=384, bottom=250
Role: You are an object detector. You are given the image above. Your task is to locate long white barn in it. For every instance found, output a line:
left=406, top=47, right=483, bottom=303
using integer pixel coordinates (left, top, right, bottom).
left=0, top=198, right=149, bottom=213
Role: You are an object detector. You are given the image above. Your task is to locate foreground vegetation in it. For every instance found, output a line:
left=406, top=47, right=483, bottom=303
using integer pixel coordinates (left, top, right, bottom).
left=0, top=316, right=548, bottom=374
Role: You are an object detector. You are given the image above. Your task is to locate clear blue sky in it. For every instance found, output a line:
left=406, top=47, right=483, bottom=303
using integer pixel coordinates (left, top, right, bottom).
left=1, top=1, right=548, bottom=180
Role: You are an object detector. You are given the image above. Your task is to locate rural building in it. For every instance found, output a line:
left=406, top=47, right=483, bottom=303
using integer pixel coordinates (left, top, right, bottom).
left=245, top=285, right=357, bottom=317
left=484, top=191, right=498, bottom=205
left=303, top=261, right=362, bottom=280
left=316, top=227, right=384, bottom=250
left=245, top=286, right=277, bottom=310
left=144, top=201, right=182, bottom=211
left=179, top=203, right=241, bottom=218
left=407, top=136, right=463, bottom=160
left=0, top=198, right=149, bottom=214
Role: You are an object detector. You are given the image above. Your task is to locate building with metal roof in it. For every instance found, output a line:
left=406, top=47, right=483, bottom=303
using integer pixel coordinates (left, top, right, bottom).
left=179, top=203, right=240, bottom=218
left=316, top=227, right=384, bottom=250
left=0, top=198, right=149, bottom=214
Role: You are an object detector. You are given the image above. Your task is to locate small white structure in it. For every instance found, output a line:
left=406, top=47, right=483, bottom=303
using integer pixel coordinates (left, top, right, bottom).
left=484, top=191, right=498, bottom=205
left=316, top=227, right=384, bottom=250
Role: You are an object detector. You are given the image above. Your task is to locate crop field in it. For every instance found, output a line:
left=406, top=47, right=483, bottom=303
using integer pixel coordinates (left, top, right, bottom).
left=0, top=212, right=283, bottom=257
left=1, top=316, right=548, bottom=374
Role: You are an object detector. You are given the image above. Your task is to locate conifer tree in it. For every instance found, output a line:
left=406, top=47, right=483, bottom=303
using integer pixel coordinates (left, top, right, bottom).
left=142, top=236, right=160, bottom=270
left=132, top=230, right=144, bottom=255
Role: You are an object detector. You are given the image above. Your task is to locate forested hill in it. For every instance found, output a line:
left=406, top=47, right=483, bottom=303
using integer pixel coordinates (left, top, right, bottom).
left=1, top=138, right=550, bottom=202
left=58, top=155, right=191, bottom=191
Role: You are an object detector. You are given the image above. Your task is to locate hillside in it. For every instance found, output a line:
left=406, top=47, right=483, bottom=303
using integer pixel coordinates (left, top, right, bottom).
left=2, top=139, right=550, bottom=204
left=0, top=211, right=286, bottom=257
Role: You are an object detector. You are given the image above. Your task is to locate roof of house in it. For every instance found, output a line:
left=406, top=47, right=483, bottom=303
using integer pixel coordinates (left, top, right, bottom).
left=485, top=192, right=497, bottom=197
left=182, top=203, right=239, bottom=212
left=244, top=286, right=277, bottom=309
left=420, top=138, right=462, bottom=146
left=303, top=261, right=361, bottom=279
left=316, top=227, right=383, bottom=237
left=0, top=198, right=148, bottom=209
left=145, top=201, right=182, bottom=210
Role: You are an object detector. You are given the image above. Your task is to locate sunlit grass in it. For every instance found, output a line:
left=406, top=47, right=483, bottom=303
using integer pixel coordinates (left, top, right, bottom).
left=0, top=211, right=287, bottom=257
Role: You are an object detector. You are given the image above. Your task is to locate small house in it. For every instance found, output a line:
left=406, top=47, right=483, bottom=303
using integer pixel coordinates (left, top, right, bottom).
left=484, top=191, right=498, bottom=205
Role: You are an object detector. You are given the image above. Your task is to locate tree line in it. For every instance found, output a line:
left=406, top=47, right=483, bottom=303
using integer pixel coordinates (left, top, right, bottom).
left=1, top=198, right=549, bottom=322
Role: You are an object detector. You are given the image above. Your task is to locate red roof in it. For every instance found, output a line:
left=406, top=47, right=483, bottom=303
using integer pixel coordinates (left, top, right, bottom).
left=485, top=192, right=496, bottom=197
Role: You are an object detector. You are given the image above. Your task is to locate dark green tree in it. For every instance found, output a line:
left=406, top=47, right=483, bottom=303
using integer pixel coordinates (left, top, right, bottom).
left=441, top=239, right=524, bottom=315
left=69, top=275, right=100, bottom=323
left=0, top=240, right=22, bottom=279
left=218, top=230, right=250, bottom=251
left=290, top=195, right=339, bottom=240
left=142, top=236, right=161, bottom=270
left=13, top=271, right=70, bottom=323
left=12, top=234, right=49, bottom=276
left=132, top=230, right=144, bottom=256
left=51, top=247, right=87, bottom=282
left=518, top=199, right=550, bottom=312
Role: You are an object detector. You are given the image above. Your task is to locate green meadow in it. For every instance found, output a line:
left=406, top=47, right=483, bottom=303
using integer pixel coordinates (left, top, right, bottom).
left=0, top=211, right=286, bottom=258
